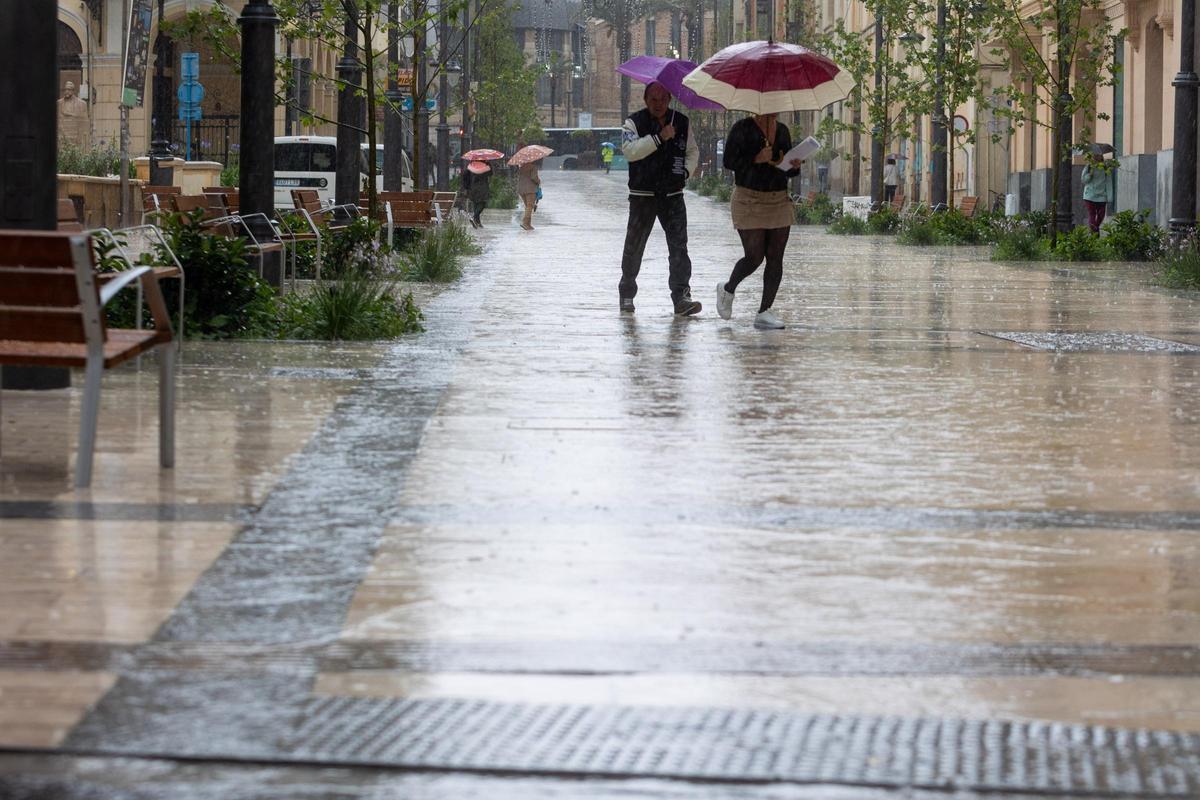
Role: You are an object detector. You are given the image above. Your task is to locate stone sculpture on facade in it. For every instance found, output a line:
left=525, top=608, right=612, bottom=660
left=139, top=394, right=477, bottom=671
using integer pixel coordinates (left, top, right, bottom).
left=57, top=81, right=91, bottom=149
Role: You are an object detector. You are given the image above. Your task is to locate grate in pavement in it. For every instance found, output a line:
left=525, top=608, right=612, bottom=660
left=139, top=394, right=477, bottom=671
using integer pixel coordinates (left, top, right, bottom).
left=980, top=332, right=1200, bottom=353
left=285, top=697, right=1200, bottom=796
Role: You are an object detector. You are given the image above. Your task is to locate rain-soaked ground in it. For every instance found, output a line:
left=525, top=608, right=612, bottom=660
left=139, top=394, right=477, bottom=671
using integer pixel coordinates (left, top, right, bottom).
left=1, top=170, right=1199, bottom=798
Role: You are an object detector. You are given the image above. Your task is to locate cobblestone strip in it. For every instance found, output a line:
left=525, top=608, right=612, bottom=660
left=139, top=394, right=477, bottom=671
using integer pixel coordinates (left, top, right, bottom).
left=281, top=697, right=1200, bottom=796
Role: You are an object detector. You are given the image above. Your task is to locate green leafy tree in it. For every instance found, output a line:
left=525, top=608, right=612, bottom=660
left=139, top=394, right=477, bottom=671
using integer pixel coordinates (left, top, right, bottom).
left=818, top=0, right=921, bottom=198
left=992, top=0, right=1119, bottom=238
left=474, top=0, right=540, bottom=148
left=169, top=0, right=486, bottom=217
left=903, top=0, right=1002, bottom=210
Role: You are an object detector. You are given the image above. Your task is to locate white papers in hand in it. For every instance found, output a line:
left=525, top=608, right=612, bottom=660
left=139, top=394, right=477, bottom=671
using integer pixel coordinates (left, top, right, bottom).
left=776, top=136, right=821, bottom=170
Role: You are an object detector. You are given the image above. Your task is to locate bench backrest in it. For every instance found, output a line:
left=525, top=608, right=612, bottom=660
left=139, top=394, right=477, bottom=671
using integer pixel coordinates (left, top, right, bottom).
left=292, top=188, right=332, bottom=225
left=889, top=193, right=905, bottom=212
left=387, top=200, right=434, bottom=226
left=204, top=187, right=240, bottom=214
left=958, top=196, right=979, bottom=218
left=173, top=195, right=236, bottom=236
left=0, top=230, right=103, bottom=347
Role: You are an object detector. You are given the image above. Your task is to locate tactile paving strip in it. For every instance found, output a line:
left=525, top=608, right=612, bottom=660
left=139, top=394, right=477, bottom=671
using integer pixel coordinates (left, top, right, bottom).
left=981, top=331, right=1200, bottom=353
left=286, top=698, right=1200, bottom=796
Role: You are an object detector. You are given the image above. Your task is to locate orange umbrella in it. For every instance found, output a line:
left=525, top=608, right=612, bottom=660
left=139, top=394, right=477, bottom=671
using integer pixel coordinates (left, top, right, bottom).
left=508, top=144, right=553, bottom=166
left=466, top=160, right=491, bottom=174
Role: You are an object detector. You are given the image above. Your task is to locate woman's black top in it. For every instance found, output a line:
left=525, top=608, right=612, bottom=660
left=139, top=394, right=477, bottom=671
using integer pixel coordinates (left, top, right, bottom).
left=722, top=117, right=801, bottom=192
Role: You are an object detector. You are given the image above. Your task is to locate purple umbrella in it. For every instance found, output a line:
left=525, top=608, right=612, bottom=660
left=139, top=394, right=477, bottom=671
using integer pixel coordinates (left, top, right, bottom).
left=616, top=55, right=726, bottom=111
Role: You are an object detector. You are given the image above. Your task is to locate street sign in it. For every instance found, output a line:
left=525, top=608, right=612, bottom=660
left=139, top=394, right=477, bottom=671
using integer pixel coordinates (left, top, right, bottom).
left=181, top=52, right=200, bottom=80
left=400, top=96, right=436, bottom=112
left=177, top=82, right=205, bottom=107
left=397, top=68, right=414, bottom=90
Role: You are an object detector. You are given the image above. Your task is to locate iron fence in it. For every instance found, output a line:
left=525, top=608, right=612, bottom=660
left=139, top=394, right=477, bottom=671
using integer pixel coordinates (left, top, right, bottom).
left=172, top=115, right=240, bottom=165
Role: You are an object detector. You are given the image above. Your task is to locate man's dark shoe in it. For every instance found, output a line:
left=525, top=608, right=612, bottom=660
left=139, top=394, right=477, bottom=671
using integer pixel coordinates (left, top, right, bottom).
left=673, top=296, right=702, bottom=316
left=620, top=297, right=635, bottom=313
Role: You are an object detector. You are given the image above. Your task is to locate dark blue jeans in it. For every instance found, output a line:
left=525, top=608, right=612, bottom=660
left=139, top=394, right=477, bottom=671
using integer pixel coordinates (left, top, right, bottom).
left=619, top=193, right=692, bottom=304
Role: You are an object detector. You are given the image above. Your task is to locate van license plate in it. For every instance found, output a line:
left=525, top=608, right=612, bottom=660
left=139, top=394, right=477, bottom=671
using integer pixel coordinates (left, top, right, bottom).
left=274, top=178, right=301, bottom=187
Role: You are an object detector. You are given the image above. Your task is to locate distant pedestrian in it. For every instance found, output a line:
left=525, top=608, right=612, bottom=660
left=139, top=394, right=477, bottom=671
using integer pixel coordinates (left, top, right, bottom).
left=463, top=168, right=491, bottom=228
left=618, top=82, right=701, bottom=316
left=714, top=113, right=802, bottom=330
left=883, top=157, right=899, bottom=204
left=1082, top=153, right=1113, bottom=234
left=602, top=144, right=614, bottom=174
left=518, top=160, right=540, bottom=230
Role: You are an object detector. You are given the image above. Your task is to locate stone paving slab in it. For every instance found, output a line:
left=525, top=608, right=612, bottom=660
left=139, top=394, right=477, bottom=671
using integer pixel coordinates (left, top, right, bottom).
left=4, top=170, right=1200, bottom=796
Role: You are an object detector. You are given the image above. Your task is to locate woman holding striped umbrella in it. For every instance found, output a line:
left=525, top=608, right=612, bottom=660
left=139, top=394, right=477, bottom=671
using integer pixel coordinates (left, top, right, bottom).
left=684, top=41, right=854, bottom=330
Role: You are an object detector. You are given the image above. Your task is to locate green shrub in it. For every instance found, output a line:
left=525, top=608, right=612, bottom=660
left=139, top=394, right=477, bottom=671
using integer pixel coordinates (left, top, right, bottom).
left=1012, top=209, right=1052, bottom=235
left=323, top=217, right=388, bottom=279
left=398, top=225, right=464, bottom=282
left=439, top=220, right=483, bottom=256
left=57, top=141, right=135, bottom=178
left=220, top=149, right=239, bottom=187
left=896, top=211, right=942, bottom=245
left=277, top=273, right=423, bottom=339
left=1160, top=234, right=1200, bottom=289
left=930, top=209, right=988, bottom=244
left=1054, top=225, right=1112, bottom=261
left=867, top=207, right=900, bottom=234
left=711, top=182, right=733, bottom=202
left=991, top=218, right=1050, bottom=261
left=161, top=209, right=279, bottom=338
left=828, top=211, right=868, bottom=235
left=1102, top=210, right=1167, bottom=261
left=796, top=193, right=836, bottom=225
left=489, top=177, right=519, bottom=209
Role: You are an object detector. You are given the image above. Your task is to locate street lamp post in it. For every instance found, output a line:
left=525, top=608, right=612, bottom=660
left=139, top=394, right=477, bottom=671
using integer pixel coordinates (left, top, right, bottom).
left=870, top=17, right=884, bottom=206
left=385, top=0, right=405, bottom=191
left=149, top=0, right=174, bottom=185
left=436, top=2, right=451, bottom=190
left=238, top=0, right=281, bottom=285
left=336, top=5, right=363, bottom=207
left=1170, top=0, right=1199, bottom=238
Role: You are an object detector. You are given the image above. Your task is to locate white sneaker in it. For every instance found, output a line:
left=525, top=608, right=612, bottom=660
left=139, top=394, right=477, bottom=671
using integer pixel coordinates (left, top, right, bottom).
left=716, top=281, right=733, bottom=320
left=754, top=310, right=786, bottom=330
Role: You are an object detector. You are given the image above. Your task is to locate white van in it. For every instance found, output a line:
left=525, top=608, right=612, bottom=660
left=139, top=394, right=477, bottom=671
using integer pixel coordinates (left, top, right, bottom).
left=273, top=135, right=412, bottom=209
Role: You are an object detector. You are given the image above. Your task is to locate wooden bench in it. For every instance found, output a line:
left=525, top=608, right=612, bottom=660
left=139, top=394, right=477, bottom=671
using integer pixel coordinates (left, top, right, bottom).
left=957, top=195, right=979, bottom=218
left=360, top=191, right=437, bottom=247
left=172, top=195, right=286, bottom=281
left=141, top=185, right=182, bottom=224
left=290, top=189, right=361, bottom=281
left=0, top=229, right=175, bottom=487
left=203, top=186, right=239, bottom=214
left=90, top=225, right=186, bottom=342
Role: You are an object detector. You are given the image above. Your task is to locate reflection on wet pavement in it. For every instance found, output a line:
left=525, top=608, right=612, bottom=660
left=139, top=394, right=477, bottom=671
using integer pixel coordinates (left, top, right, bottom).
left=2, top=170, right=1199, bottom=796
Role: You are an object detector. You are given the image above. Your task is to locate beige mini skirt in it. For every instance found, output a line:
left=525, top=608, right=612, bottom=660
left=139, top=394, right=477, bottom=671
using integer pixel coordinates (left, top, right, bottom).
left=730, top=186, right=794, bottom=230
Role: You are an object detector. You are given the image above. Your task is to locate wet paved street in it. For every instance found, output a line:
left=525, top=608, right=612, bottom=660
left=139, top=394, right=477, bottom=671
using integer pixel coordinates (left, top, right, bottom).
left=2, top=170, right=1200, bottom=798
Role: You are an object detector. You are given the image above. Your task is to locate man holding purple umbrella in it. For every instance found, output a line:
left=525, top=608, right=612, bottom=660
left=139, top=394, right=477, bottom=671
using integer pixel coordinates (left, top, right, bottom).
left=618, top=82, right=701, bottom=316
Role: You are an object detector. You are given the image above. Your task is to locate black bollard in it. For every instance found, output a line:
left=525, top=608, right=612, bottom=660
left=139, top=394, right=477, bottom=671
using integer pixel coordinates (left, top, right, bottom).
left=238, top=1, right=282, bottom=287
left=0, top=0, right=69, bottom=390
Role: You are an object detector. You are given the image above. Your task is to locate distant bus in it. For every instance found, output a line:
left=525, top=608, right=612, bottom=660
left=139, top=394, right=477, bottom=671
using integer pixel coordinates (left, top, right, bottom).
left=273, top=135, right=411, bottom=209
left=541, top=126, right=621, bottom=158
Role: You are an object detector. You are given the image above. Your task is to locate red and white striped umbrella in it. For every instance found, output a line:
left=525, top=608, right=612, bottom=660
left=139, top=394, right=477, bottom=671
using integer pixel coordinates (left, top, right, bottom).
left=466, top=160, right=492, bottom=174
left=682, top=40, right=855, bottom=114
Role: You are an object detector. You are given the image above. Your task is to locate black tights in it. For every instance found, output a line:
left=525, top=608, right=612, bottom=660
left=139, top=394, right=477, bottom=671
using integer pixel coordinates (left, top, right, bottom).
left=725, top=226, right=790, bottom=313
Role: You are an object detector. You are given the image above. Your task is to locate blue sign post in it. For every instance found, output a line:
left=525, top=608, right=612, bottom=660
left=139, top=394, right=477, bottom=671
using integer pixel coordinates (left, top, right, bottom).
left=177, top=53, right=204, bottom=160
